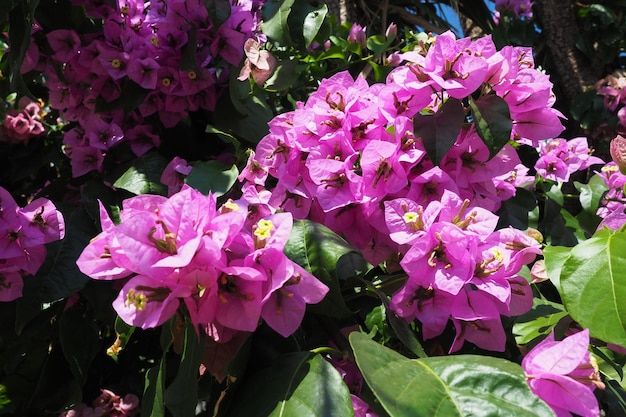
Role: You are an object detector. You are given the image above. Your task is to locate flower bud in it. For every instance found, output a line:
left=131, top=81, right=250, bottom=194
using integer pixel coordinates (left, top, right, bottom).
left=610, top=134, right=626, bottom=174
left=385, top=23, right=397, bottom=40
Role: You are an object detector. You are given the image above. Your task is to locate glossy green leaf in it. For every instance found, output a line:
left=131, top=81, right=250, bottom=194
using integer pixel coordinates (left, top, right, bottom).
left=361, top=278, right=427, bottom=358
left=413, top=98, right=465, bottom=166
left=224, top=352, right=353, bottom=417
left=164, top=320, right=204, bottom=417
left=560, top=228, right=626, bottom=347
left=469, top=95, right=512, bottom=159
left=350, top=332, right=555, bottom=417
left=111, top=151, right=168, bottom=196
left=302, top=4, right=327, bottom=48
left=542, top=245, right=573, bottom=290
left=284, top=220, right=356, bottom=317
left=184, top=160, right=238, bottom=197
left=261, top=0, right=296, bottom=45
left=513, top=298, right=569, bottom=345
left=59, top=304, right=99, bottom=385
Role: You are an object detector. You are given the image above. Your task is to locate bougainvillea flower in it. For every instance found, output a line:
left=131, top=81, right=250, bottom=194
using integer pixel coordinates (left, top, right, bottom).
left=522, top=329, right=604, bottom=417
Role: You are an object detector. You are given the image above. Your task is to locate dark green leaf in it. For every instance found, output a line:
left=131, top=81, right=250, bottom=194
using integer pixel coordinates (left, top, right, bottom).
left=59, top=305, right=99, bottom=385
left=111, top=151, right=168, bottom=196
left=513, top=298, right=569, bottom=345
left=588, top=3, right=617, bottom=24
left=261, top=0, right=296, bottom=46
left=265, top=59, right=299, bottom=91
left=164, top=320, right=204, bottom=417
left=7, top=0, right=40, bottom=98
left=350, top=332, right=555, bottom=417
left=543, top=198, right=579, bottom=247
left=413, top=98, right=465, bottom=166
left=184, top=160, right=238, bottom=197
left=302, top=4, right=327, bottom=48
left=224, top=352, right=353, bottom=417
left=360, top=278, right=427, bottom=358
left=142, top=357, right=166, bottom=417
left=560, top=228, right=626, bottom=347
left=469, top=95, right=512, bottom=159
left=34, top=206, right=96, bottom=303
left=284, top=220, right=357, bottom=318
left=496, top=188, right=536, bottom=230
left=215, top=92, right=273, bottom=144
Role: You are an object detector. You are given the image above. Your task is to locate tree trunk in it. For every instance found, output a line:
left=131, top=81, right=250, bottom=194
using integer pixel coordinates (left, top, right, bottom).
left=533, top=0, right=600, bottom=106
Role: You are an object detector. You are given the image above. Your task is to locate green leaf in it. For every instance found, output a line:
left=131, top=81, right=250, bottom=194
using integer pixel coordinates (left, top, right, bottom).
left=33, top=205, right=96, bottom=302
left=7, top=0, right=40, bottom=98
left=284, top=220, right=356, bottom=317
left=142, top=357, right=166, bottom=417
left=366, top=34, right=393, bottom=59
left=111, top=151, right=168, bottom=196
left=350, top=332, right=555, bottom=417
left=59, top=304, right=99, bottom=385
left=265, top=59, right=299, bottom=91
left=542, top=245, right=573, bottom=290
left=543, top=198, right=579, bottom=247
left=413, top=98, right=465, bottom=166
left=184, top=160, right=238, bottom=197
left=164, top=320, right=204, bottom=417
left=469, top=95, right=512, bottom=159
left=588, top=3, right=617, bottom=24
left=215, top=92, right=273, bottom=143
left=224, top=352, right=353, bottom=417
left=560, top=228, right=626, bottom=347
left=360, top=278, right=427, bottom=358
left=261, top=0, right=296, bottom=46
left=302, top=4, right=327, bottom=48
left=496, top=188, right=536, bottom=230
left=142, top=319, right=174, bottom=417
left=513, top=298, right=569, bottom=345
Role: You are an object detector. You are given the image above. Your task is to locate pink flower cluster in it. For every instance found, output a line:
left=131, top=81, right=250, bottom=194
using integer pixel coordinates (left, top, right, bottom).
left=328, top=354, right=379, bottom=417
left=595, top=162, right=626, bottom=228
left=76, top=185, right=328, bottom=339
left=0, top=97, right=45, bottom=144
left=495, top=0, right=534, bottom=21
left=522, top=329, right=604, bottom=417
left=59, top=389, right=140, bottom=417
left=241, top=31, right=560, bottom=264
left=596, top=70, right=626, bottom=134
left=535, top=137, right=604, bottom=182
left=0, top=187, right=65, bottom=301
left=387, top=190, right=538, bottom=352
left=30, top=0, right=264, bottom=177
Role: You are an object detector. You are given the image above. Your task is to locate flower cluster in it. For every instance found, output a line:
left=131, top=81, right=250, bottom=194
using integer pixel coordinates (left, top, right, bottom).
left=387, top=190, right=538, bottom=352
left=59, top=389, right=140, bottom=417
left=0, top=187, right=65, bottom=301
left=522, top=329, right=604, bottom=417
left=76, top=185, right=328, bottom=339
left=0, top=97, right=45, bottom=144
left=241, top=30, right=561, bottom=264
left=595, top=161, right=626, bottom=228
left=494, top=0, right=534, bottom=21
left=30, top=0, right=264, bottom=177
left=534, top=137, right=604, bottom=182
left=596, top=70, right=626, bottom=134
